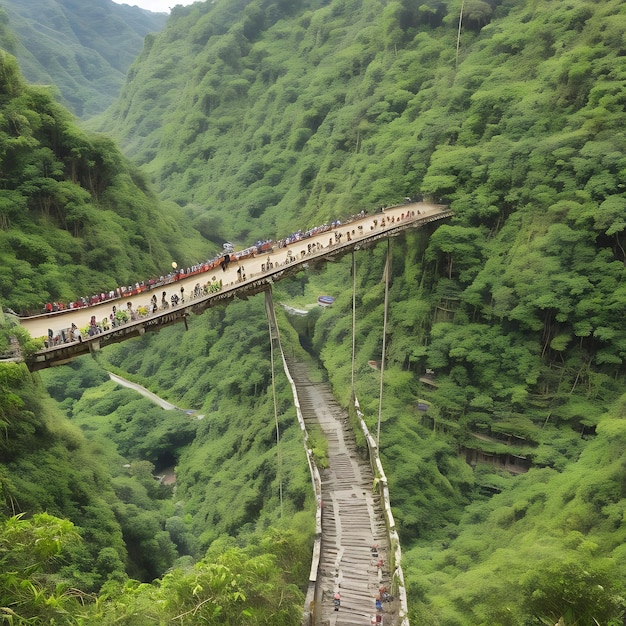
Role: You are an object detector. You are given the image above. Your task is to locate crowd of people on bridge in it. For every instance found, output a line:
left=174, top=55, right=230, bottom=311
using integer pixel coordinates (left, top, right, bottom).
left=44, top=278, right=225, bottom=347
left=41, top=265, right=214, bottom=317
left=38, top=202, right=423, bottom=348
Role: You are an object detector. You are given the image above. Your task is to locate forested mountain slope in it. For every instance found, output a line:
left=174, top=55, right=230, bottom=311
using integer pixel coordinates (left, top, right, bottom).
left=93, top=0, right=626, bottom=623
left=0, top=40, right=311, bottom=623
left=1, top=0, right=626, bottom=623
left=99, top=0, right=626, bottom=265
left=0, top=48, right=207, bottom=314
left=0, top=0, right=167, bottom=117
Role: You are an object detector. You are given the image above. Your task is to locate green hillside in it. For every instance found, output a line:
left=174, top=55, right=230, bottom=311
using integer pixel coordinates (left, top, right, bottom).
left=0, top=47, right=208, bottom=314
left=1, top=0, right=167, bottom=117
left=96, top=0, right=626, bottom=622
left=1, top=0, right=626, bottom=623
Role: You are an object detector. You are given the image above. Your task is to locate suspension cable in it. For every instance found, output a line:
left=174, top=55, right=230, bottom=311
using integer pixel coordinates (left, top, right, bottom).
left=377, top=239, right=391, bottom=447
left=351, top=251, right=357, bottom=401
left=266, top=288, right=283, bottom=517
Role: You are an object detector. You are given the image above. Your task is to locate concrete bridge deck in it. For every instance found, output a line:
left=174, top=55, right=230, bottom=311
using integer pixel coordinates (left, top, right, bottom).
left=19, top=202, right=452, bottom=370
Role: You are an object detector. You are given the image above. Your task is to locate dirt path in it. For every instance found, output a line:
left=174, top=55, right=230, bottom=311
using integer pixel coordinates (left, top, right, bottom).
left=108, top=373, right=179, bottom=410
left=108, top=373, right=203, bottom=418
left=287, top=360, right=397, bottom=626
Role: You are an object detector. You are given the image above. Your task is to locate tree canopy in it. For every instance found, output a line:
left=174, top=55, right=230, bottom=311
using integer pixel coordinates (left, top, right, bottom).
left=2, top=0, right=626, bottom=623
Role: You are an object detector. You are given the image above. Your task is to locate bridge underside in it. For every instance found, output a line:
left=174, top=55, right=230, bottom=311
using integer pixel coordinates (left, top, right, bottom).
left=25, top=206, right=452, bottom=371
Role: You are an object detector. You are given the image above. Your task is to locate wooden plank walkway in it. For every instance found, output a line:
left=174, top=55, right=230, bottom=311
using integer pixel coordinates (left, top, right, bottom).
left=287, top=361, right=398, bottom=626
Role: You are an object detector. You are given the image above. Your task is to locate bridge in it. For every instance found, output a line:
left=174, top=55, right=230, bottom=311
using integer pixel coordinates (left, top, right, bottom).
left=16, top=201, right=453, bottom=625
left=265, top=290, right=403, bottom=626
left=21, top=202, right=451, bottom=371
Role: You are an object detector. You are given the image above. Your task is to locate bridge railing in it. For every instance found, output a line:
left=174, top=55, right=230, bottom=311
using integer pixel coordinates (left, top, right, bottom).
left=263, top=291, right=323, bottom=626
left=352, top=396, right=410, bottom=626
left=268, top=286, right=411, bottom=624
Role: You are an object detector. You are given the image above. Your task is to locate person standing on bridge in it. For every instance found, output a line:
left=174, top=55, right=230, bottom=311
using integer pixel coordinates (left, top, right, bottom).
left=69, top=323, right=80, bottom=342
left=333, top=592, right=341, bottom=611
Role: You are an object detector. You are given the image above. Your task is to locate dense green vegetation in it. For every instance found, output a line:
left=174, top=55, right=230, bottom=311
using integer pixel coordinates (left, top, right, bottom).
left=2, top=0, right=626, bottom=623
left=0, top=510, right=306, bottom=624
left=307, top=241, right=626, bottom=624
left=0, top=322, right=127, bottom=598
left=1, top=1, right=166, bottom=117
left=0, top=48, right=207, bottom=314
left=98, top=0, right=626, bottom=622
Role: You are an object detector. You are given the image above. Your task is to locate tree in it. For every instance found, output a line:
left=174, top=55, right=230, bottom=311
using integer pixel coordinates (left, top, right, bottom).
left=596, top=195, right=626, bottom=263
left=521, top=558, right=625, bottom=625
left=426, top=225, right=485, bottom=282
left=160, top=548, right=303, bottom=625
left=0, top=512, right=83, bottom=623
left=463, top=0, right=493, bottom=31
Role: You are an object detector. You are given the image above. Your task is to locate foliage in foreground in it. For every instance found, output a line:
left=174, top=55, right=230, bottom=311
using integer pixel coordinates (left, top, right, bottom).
left=0, top=512, right=84, bottom=624
left=0, top=511, right=305, bottom=625
left=94, top=530, right=305, bottom=626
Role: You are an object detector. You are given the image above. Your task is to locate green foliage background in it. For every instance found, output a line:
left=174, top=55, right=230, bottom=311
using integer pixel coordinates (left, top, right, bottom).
left=2, top=0, right=626, bottom=623
left=0, top=1, right=167, bottom=117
